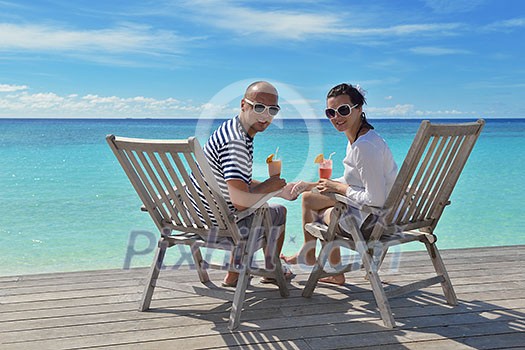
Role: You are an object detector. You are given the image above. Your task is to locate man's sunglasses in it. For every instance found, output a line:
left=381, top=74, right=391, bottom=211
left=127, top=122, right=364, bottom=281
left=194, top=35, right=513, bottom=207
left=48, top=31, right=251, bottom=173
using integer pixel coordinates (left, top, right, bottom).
left=244, top=98, right=280, bottom=117
left=325, top=103, right=358, bottom=119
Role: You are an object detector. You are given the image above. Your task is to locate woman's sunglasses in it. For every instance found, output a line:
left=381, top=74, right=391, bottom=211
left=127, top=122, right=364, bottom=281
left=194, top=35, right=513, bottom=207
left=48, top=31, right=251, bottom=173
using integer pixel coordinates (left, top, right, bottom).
left=325, top=103, right=358, bottom=119
left=244, top=98, right=280, bottom=117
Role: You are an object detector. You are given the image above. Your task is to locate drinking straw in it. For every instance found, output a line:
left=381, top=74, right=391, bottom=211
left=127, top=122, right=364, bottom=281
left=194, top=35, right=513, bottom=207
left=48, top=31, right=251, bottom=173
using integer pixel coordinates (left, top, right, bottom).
left=275, top=146, right=279, bottom=160
left=328, top=152, right=336, bottom=160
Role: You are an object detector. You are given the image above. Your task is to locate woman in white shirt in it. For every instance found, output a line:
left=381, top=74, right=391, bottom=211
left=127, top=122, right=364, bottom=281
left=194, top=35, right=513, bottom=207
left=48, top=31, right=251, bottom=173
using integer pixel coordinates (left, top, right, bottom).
left=282, top=83, right=398, bottom=285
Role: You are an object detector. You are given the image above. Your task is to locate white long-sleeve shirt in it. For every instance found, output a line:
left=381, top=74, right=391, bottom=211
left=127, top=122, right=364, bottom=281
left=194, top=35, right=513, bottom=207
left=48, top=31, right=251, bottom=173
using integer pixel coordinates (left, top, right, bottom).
left=333, top=130, right=398, bottom=225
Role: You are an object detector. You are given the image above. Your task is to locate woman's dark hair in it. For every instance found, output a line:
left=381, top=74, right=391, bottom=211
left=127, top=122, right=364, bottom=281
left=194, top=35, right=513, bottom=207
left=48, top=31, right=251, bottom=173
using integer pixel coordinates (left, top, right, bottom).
left=327, top=83, right=374, bottom=135
left=326, top=83, right=366, bottom=106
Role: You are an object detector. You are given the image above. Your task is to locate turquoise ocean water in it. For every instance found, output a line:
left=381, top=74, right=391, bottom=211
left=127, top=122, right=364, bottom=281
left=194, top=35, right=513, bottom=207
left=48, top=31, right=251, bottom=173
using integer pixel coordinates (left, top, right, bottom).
left=1, top=118, right=524, bottom=276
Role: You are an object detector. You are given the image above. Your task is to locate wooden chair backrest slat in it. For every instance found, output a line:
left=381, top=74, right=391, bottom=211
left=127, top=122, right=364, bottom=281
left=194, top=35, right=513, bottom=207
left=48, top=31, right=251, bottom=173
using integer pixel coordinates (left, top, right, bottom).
left=396, top=135, right=445, bottom=224
left=135, top=150, right=183, bottom=227
left=167, top=151, right=213, bottom=229
left=153, top=152, right=194, bottom=227
left=146, top=152, right=188, bottom=226
left=426, top=130, right=482, bottom=226
left=123, top=148, right=173, bottom=226
left=371, top=119, right=484, bottom=240
left=107, top=135, right=241, bottom=243
left=182, top=152, right=229, bottom=230
left=109, top=144, right=166, bottom=231
left=405, top=134, right=457, bottom=224
left=416, top=134, right=463, bottom=222
left=384, top=121, right=432, bottom=224
left=190, top=138, right=241, bottom=237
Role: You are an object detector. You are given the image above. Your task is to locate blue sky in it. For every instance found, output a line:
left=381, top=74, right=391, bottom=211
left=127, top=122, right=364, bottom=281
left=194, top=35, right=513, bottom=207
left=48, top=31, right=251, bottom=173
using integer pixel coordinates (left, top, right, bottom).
left=0, top=0, right=524, bottom=119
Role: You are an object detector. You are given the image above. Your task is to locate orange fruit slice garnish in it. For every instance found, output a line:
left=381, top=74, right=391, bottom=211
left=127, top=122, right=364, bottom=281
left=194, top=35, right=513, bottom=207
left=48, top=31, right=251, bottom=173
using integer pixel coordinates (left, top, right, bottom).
left=266, top=154, right=274, bottom=163
left=313, top=153, right=324, bottom=164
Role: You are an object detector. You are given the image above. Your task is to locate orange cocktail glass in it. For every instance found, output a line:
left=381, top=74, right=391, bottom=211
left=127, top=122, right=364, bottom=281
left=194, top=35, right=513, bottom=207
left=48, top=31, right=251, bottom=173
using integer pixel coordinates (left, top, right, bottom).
left=268, top=159, right=282, bottom=177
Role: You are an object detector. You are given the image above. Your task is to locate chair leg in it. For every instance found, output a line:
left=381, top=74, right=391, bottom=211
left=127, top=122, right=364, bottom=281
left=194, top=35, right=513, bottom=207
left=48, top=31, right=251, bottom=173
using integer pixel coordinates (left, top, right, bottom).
left=303, top=239, right=331, bottom=298
left=354, top=234, right=395, bottom=328
left=139, top=238, right=168, bottom=311
left=266, top=222, right=289, bottom=297
left=376, top=245, right=389, bottom=271
left=302, top=261, right=324, bottom=298
left=361, top=250, right=396, bottom=328
left=425, top=241, right=457, bottom=305
left=191, top=245, right=210, bottom=283
left=228, top=231, right=258, bottom=331
left=228, top=262, right=251, bottom=331
left=272, top=257, right=290, bottom=297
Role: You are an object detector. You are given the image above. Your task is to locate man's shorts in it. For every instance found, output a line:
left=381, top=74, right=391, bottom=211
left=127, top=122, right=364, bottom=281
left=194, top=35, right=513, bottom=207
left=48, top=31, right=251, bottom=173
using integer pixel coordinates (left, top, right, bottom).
left=237, top=202, right=286, bottom=230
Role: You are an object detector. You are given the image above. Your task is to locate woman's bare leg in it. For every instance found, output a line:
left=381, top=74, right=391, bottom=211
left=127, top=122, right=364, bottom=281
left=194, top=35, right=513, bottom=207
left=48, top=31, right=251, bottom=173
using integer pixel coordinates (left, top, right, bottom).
left=318, top=207, right=345, bottom=285
left=281, top=191, right=335, bottom=265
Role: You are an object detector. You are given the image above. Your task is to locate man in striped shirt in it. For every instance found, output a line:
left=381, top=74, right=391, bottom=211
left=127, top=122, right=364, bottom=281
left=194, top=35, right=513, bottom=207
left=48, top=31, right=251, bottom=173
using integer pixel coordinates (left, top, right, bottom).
left=193, top=81, right=294, bottom=287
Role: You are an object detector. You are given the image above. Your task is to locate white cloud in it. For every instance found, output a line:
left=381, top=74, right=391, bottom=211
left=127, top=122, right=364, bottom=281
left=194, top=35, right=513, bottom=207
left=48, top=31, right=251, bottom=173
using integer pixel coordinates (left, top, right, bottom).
left=209, top=9, right=340, bottom=40
left=410, top=46, right=472, bottom=55
left=385, top=96, right=393, bottom=100
left=423, top=0, right=486, bottom=13
left=0, top=83, right=28, bottom=92
left=414, top=109, right=472, bottom=116
left=0, top=22, right=193, bottom=65
left=171, top=1, right=462, bottom=41
left=368, top=104, right=415, bottom=116
left=0, top=86, right=480, bottom=118
left=485, top=17, right=525, bottom=31
left=367, top=104, right=476, bottom=118
left=339, top=23, right=461, bottom=37
left=464, top=81, right=525, bottom=89
left=0, top=87, right=222, bottom=118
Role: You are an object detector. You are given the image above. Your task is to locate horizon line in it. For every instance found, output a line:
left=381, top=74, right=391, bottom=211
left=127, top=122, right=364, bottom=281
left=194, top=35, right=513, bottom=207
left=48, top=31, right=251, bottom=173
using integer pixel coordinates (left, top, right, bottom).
left=0, top=116, right=520, bottom=121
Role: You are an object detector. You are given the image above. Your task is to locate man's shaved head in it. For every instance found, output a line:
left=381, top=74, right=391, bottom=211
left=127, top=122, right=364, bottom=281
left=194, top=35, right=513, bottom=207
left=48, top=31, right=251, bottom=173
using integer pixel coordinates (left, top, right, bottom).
left=244, top=81, right=278, bottom=101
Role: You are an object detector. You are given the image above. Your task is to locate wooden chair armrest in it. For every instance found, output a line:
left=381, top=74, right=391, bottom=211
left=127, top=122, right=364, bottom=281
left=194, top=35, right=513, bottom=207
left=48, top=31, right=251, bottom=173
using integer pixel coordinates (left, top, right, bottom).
left=314, top=189, right=386, bottom=217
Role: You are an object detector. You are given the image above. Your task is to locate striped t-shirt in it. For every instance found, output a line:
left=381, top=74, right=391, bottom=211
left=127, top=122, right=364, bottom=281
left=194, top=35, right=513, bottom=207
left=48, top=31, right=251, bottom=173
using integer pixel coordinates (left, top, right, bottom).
left=189, top=116, right=253, bottom=224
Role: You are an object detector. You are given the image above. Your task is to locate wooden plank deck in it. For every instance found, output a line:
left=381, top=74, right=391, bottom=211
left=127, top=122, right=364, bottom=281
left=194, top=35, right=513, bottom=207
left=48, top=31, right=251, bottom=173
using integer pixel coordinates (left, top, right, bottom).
left=1, top=245, right=524, bottom=349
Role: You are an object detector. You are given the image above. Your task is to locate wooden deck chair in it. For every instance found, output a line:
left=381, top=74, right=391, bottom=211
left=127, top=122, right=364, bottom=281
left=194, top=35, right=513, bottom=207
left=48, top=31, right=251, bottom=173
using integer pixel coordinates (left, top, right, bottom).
left=302, top=119, right=485, bottom=328
left=106, top=135, right=289, bottom=330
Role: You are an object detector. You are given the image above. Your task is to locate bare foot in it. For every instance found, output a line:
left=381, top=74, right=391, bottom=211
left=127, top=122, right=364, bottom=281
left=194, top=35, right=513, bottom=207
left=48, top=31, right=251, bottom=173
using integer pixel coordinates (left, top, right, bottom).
left=280, top=253, right=316, bottom=266
left=222, top=272, right=239, bottom=287
left=280, top=253, right=298, bottom=264
left=319, top=274, right=345, bottom=286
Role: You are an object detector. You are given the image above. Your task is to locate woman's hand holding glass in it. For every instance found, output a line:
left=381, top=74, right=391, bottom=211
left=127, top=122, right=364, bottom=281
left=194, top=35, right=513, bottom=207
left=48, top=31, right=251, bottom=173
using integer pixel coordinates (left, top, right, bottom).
left=316, top=178, right=347, bottom=195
